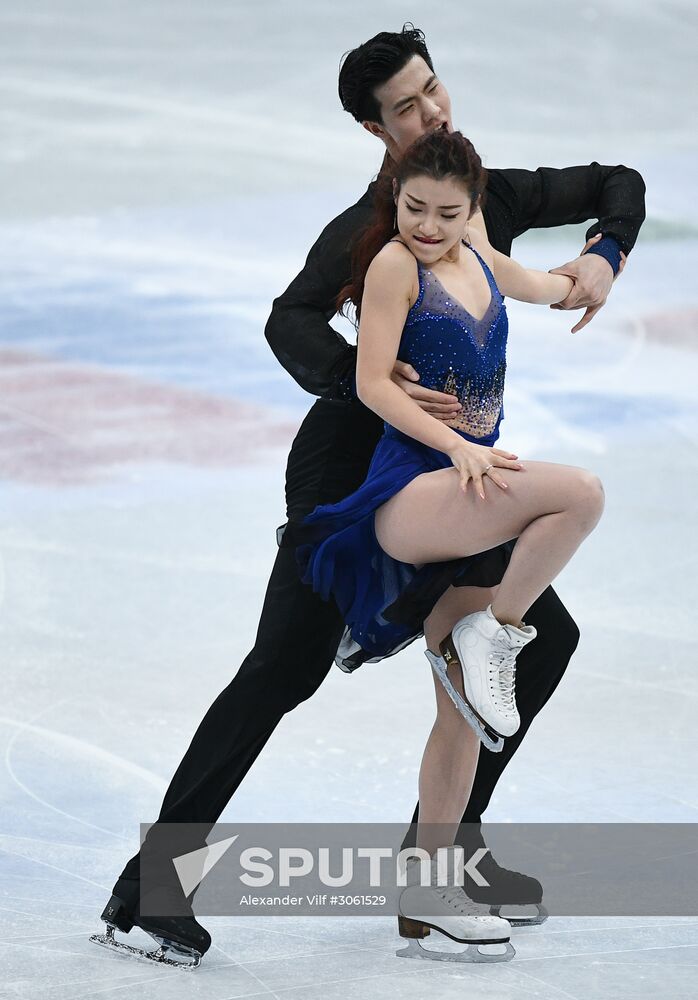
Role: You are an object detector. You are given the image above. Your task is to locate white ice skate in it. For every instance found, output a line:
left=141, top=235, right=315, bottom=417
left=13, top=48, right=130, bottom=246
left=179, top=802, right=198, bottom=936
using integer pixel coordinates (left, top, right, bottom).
left=397, top=849, right=515, bottom=963
left=430, top=604, right=536, bottom=747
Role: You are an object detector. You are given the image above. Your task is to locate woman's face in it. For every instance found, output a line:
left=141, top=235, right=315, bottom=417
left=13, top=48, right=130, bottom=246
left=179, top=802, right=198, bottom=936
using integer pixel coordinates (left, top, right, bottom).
left=395, top=174, right=472, bottom=264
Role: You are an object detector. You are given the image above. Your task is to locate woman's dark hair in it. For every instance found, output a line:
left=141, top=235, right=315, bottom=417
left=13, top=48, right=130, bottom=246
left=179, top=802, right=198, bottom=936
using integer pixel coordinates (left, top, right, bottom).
left=338, top=23, right=434, bottom=124
left=337, top=129, right=487, bottom=324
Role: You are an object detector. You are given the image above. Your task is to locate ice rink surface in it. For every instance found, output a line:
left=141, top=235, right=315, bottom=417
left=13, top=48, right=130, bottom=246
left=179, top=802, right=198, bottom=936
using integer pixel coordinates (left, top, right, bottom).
left=1, top=1, right=697, bottom=997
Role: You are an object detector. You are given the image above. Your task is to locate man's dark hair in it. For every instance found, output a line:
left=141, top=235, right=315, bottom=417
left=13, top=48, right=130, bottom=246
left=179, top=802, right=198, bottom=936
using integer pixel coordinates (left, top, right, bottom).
left=338, top=23, right=435, bottom=125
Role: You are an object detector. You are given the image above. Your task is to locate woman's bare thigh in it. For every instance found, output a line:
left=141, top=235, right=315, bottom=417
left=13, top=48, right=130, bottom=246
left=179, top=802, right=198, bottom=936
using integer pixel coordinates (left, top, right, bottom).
left=374, top=460, right=602, bottom=565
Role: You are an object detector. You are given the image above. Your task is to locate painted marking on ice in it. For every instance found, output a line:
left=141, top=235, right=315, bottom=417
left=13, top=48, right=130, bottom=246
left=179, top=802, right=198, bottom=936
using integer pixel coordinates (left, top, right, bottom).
left=0, top=349, right=297, bottom=486
left=640, top=307, right=698, bottom=350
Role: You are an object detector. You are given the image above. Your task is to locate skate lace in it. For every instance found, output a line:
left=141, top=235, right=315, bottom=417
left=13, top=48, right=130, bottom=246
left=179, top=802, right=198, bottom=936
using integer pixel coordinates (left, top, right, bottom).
left=435, top=884, right=491, bottom=917
left=489, top=629, right=521, bottom=714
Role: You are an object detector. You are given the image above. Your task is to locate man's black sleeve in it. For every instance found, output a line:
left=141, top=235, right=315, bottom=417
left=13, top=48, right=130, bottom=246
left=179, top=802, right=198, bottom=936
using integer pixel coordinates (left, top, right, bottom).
left=264, top=194, right=372, bottom=400
left=489, top=162, right=646, bottom=253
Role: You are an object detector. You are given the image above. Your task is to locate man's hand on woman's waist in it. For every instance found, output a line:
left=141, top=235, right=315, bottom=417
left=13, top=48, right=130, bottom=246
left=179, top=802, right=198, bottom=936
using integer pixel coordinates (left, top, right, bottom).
left=391, top=360, right=463, bottom=421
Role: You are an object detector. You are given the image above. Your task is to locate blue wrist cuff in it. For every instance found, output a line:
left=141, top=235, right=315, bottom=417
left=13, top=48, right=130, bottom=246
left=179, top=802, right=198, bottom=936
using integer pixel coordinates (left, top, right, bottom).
left=584, top=235, right=622, bottom=276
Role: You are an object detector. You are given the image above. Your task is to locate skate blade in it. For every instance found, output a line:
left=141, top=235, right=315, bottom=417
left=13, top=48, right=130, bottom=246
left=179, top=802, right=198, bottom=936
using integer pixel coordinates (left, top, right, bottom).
left=491, top=903, right=549, bottom=927
left=90, top=924, right=202, bottom=970
left=426, top=650, right=505, bottom=753
left=396, top=936, right=515, bottom=964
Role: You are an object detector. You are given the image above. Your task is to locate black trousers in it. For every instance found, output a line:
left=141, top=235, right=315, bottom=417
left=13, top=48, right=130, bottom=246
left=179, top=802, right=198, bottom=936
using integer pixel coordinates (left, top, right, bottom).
left=118, top=399, right=579, bottom=885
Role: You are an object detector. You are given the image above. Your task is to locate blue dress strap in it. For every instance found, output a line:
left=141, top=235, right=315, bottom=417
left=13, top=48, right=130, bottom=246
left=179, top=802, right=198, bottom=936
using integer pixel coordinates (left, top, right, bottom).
left=462, top=239, right=500, bottom=296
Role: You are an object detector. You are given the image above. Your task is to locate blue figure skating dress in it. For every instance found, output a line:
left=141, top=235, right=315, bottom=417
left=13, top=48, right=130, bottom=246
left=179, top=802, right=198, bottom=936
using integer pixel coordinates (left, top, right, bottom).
left=282, top=240, right=515, bottom=671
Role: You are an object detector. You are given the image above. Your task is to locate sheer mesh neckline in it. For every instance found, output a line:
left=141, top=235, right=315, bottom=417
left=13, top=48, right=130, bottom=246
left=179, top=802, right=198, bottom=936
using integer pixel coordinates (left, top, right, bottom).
left=406, top=242, right=504, bottom=351
left=424, top=268, right=494, bottom=326
left=424, top=243, right=496, bottom=323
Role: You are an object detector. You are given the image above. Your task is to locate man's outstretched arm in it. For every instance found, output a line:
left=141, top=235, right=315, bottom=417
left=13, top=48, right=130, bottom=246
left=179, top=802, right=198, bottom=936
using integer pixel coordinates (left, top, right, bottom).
left=492, top=162, right=646, bottom=331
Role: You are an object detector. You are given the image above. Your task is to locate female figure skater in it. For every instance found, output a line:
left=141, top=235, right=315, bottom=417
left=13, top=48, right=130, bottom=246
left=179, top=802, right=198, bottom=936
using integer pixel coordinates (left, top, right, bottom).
left=282, top=128, right=605, bottom=960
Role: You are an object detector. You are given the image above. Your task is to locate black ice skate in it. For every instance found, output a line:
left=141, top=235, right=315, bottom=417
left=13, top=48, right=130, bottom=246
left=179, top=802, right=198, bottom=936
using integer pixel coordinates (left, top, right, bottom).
left=90, top=886, right=212, bottom=969
left=468, top=851, right=548, bottom=927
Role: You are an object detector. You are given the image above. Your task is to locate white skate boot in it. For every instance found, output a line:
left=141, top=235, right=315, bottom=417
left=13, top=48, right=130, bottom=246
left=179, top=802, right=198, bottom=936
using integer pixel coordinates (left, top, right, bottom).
left=397, top=848, right=515, bottom=963
left=431, top=604, right=536, bottom=744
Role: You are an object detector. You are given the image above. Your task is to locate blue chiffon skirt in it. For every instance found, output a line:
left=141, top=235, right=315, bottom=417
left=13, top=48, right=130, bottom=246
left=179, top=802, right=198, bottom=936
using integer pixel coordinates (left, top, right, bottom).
left=281, top=424, right=514, bottom=671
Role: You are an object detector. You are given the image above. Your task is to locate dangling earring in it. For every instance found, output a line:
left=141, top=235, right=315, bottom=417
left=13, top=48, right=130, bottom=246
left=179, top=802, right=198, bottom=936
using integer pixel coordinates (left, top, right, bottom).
left=464, top=222, right=471, bottom=246
left=393, top=207, right=398, bottom=232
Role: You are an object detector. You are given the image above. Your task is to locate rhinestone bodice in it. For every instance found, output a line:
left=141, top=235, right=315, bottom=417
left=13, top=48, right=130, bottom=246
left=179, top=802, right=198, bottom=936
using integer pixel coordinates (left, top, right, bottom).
left=395, top=241, right=507, bottom=445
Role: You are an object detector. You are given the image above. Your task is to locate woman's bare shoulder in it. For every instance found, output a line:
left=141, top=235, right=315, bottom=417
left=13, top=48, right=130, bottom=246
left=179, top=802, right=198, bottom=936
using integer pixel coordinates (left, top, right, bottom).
left=368, top=240, right=420, bottom=305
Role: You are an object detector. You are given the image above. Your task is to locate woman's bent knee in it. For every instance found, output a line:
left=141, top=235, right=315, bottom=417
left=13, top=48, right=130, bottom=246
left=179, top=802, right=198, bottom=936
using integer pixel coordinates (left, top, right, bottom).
left=572, top=469, right=605, bottom=528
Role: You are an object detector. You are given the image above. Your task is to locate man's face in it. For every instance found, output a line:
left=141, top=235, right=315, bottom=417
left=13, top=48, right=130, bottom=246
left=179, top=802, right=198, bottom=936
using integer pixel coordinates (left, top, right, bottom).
left=364, top=55, right=453, bottom=159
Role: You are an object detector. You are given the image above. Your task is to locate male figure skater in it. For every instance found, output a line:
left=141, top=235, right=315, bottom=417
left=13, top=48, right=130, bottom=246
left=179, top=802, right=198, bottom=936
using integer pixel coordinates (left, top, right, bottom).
left=93, top=24, right=645, bottom=966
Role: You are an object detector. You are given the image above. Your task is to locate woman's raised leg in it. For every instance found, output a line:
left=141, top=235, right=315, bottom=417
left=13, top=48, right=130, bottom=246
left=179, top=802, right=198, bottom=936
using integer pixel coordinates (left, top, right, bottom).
left=374, top=460, right=604, bottom=626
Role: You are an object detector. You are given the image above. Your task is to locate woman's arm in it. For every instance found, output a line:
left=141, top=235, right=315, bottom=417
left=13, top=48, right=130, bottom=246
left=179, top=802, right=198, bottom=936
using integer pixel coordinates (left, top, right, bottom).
left=469, top=213, right=573, bottom=305
left=491, top=251, right=574, bottom=305
left=356, top=247, right=461, bottom=454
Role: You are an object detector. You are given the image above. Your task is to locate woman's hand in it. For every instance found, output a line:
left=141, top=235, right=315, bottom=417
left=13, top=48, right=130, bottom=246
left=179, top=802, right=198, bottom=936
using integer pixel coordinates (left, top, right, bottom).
left=391, top=361, right=462, bottom=421
left=446, top=438, right=524, bottom=500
